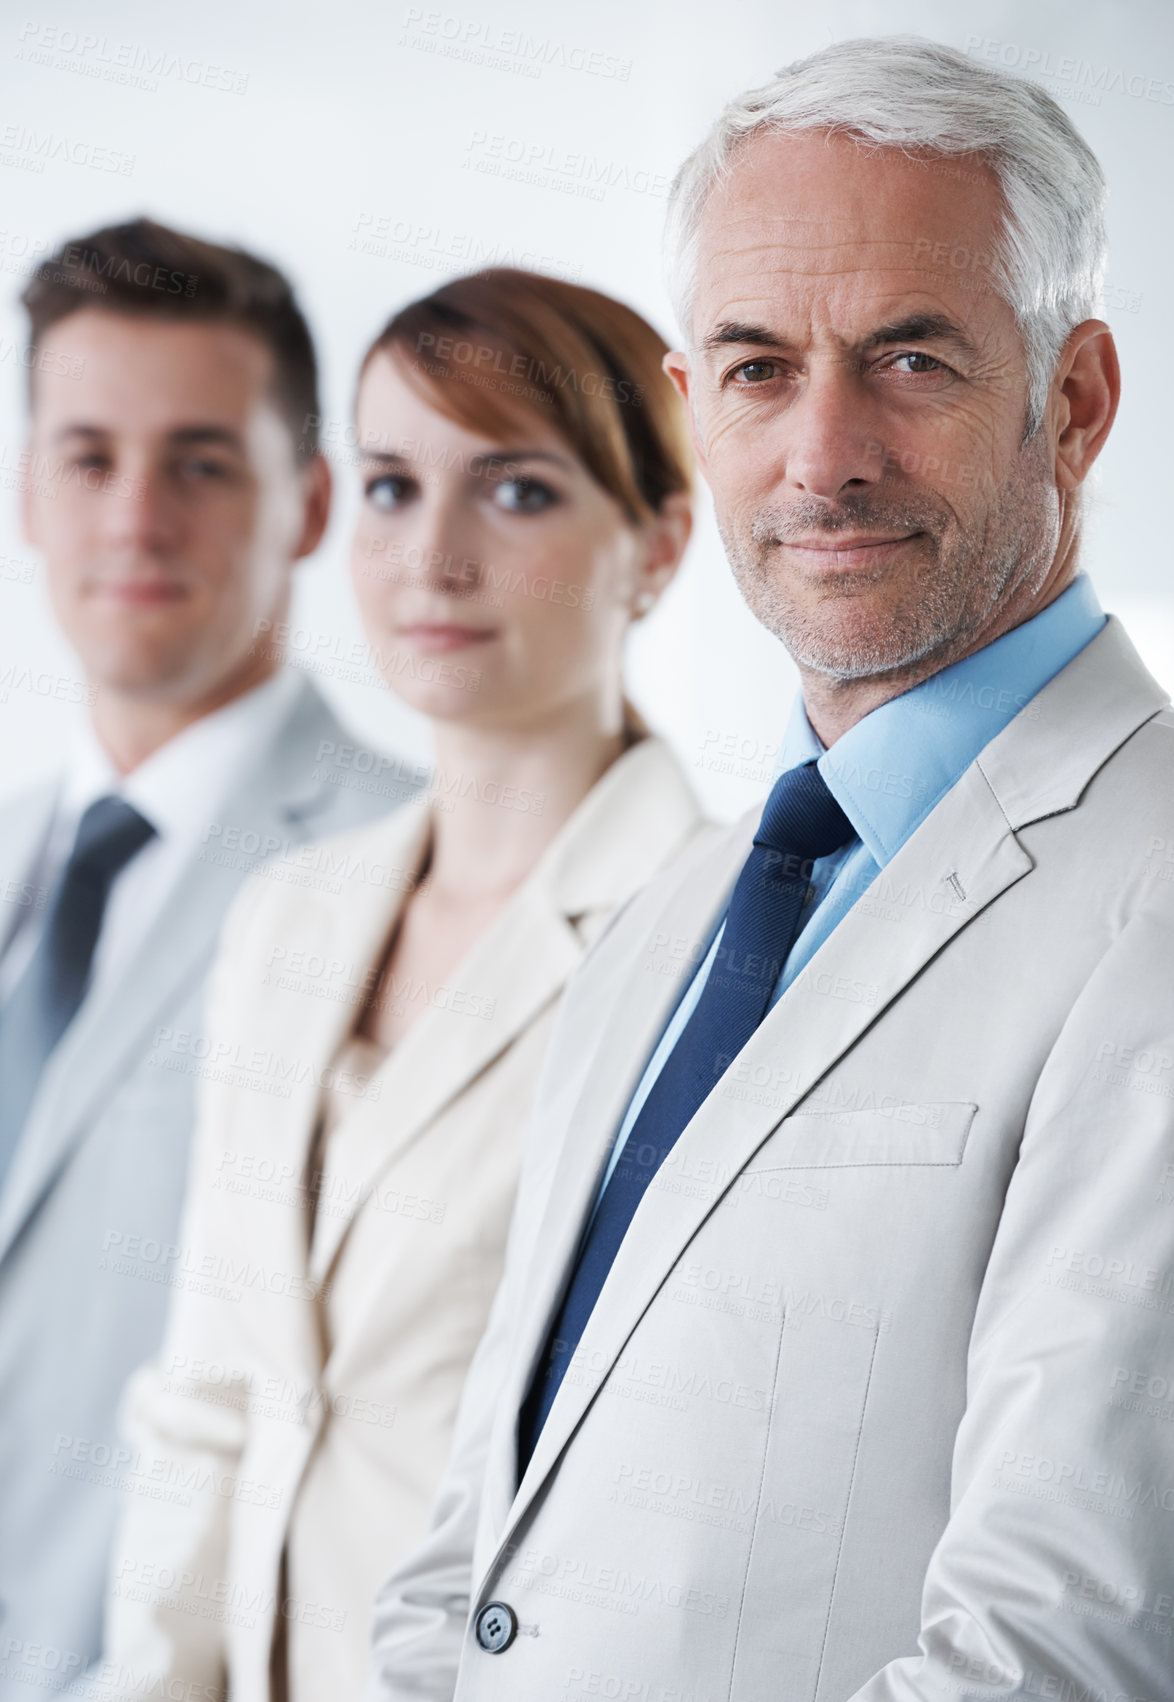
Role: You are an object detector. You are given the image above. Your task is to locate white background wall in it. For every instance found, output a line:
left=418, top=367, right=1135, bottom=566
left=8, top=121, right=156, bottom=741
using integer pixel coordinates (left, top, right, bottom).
left=1, top=0, right=1171, bottom=820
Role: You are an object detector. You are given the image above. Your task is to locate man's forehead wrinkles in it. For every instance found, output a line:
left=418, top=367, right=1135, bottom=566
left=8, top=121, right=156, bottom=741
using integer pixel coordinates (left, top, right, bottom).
left=707, top=227, right=949, bottom=266
left=711, top=204, right=876, bottom=237
left=698, top=279, right=976, bottom=322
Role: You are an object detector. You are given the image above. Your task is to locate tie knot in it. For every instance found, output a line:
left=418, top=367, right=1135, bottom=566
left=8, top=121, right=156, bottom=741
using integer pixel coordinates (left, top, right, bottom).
left=754, top=761, right=854, bottom=862
left=70, top=795, right=157, bottom=877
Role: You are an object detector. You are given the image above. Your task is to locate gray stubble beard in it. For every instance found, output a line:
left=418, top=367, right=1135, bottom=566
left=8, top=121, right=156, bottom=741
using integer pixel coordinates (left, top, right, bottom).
left=718, top=437, right=1059, bottom=684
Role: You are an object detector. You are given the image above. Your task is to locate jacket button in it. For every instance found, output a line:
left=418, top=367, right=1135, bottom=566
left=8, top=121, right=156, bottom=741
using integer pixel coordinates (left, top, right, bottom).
left=474, top=1601, right=517, bottom=1653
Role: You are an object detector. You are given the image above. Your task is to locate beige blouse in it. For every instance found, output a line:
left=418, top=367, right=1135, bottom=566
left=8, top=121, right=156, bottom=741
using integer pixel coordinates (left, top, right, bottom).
left=319, top=1033, right=388, bottom=1140
left=304, top=1033, right=389, bottom=1258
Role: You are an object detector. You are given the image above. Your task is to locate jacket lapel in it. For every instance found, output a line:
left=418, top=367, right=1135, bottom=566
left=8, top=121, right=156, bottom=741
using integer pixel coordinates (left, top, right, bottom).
left=0, top=681, right=375, bottom=1265
left=472, top=821, right=744, bottom=1542
left=307, top=885, right=583, bottom=1283
left=498, top=616, right=1168, bottom=1541
left=308, top=734, right=708, bottom=1285
left=244, top=802, right=435, bottom=1228
left=503, top=822, right=747, bottom=1386
left=0, top=783, right=56, bottom=961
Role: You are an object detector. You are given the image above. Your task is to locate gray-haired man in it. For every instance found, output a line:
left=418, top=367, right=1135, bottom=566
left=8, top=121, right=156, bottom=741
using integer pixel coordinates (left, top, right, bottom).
left=368, top=37, right=1173, bottom=1701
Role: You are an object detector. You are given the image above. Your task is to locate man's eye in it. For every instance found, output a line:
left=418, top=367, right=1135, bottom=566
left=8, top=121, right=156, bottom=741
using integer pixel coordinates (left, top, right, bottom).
left=364, top=474, right=414, bottom=511
left=889, top=352, right=946, bottom=375
left=492, top=477, right=556, bottom=514
left=180, top=458, right=232, bottom=480
left=729, top=359, right=779, bottom=385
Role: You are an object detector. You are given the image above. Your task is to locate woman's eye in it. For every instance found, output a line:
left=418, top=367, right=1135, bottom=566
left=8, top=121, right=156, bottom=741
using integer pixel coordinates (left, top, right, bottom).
left=365, top=474, right=413, bottom=511
left=729, top=359, right=779, bottom=385
left=492, top=477, right=556, bottom=514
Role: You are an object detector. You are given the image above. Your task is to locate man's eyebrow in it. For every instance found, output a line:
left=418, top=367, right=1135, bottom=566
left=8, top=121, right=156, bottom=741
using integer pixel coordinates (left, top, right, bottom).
left=699, top=313, right=980, bottom=360
left=167, top=425, right=247, bottom=451
left=861, top=314, right=979, bottom=358
left=51, top=424, right=109, bottom=445
left=700, top=321, right=788, bottom=355
left=50, top=423, right=248, bottom=450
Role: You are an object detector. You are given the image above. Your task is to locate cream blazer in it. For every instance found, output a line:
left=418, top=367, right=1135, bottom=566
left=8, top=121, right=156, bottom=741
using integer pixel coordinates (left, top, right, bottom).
left=96, top=736, right=705, bottom=1702
left=367, top=620, right=1174, bottom=1702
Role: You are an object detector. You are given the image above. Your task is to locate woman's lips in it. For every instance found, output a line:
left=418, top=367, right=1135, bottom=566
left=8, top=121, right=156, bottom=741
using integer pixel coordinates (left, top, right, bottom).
left=394, top=623, right=499, bottom=652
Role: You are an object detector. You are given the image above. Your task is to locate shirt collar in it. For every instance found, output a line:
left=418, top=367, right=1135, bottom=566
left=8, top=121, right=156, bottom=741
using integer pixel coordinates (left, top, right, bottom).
left=61, top=668, right=301, bottom=845
left=779, top=574, right=1106, bottom=868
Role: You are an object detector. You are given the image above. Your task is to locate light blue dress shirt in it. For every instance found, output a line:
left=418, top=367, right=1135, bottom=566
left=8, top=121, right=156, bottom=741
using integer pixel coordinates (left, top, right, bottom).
left=594, top=574, right=1106, bottom=1201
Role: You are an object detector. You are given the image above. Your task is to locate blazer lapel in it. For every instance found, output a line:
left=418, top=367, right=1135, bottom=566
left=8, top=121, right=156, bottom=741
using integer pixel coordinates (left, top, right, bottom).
left=308, top=878, right=584, bottom=1284
left=308, top=733, right=708, bottom=1286
left=0, top=783, right=56, bottom=960
left=247, top=804, right=435, bottom=1231
left=0, top=682, right=386, bottom=1265
left=470, top=820, right=745, bottom=1542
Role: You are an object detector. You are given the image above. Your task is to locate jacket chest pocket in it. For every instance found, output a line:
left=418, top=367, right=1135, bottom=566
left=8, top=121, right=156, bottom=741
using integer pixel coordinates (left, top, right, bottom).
left=743, top=1100, right=978, bottom=1171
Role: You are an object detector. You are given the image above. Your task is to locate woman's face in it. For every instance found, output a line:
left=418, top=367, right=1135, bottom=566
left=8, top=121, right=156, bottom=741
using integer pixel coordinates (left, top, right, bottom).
left=350, top=351, right=667, bottom=729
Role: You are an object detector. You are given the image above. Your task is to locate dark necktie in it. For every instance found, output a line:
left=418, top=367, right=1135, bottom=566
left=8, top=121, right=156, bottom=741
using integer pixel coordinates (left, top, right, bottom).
left=518, top=761, right=854, bottom=1471
left=0, top=795, right=156, bottom=1186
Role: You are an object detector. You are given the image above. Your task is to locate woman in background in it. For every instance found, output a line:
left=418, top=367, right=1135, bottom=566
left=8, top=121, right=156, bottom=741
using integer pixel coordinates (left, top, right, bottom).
left=99, top=268, right=708, bottom=1701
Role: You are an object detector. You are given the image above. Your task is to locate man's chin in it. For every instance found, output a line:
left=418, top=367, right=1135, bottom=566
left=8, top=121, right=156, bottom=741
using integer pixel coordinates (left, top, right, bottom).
left=81, top=651, right=209, bottom=702
left=773, top=610, right=953, bottom=683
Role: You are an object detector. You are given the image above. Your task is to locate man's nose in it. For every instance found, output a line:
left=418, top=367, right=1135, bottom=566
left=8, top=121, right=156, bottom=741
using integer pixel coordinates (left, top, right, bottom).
left=780, top=367, right=882, bottom=500
left=99, top=467, right=181, bottom=551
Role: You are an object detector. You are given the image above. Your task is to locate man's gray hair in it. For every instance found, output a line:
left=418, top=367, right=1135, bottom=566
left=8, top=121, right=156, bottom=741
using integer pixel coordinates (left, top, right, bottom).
left=665, top=36, right=1107, bottom=432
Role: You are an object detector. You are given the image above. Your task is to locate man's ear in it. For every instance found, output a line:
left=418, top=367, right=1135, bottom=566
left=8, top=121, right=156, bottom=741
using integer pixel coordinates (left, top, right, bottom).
left=294, top=452, right=332, bottom=560
left=1050, top=319, right=1120, bottom=492
left=662, top=349, right=710, bottom=481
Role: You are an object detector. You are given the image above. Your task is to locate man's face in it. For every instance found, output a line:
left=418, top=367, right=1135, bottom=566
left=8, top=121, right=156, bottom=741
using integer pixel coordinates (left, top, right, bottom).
left=667, top=131, right=1063, bottom=681
left=22, top=309, right=322, bottom=703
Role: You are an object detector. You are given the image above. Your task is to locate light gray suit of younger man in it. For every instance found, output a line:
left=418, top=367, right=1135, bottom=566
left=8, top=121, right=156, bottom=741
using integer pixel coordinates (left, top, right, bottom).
left=0, top=219, right=418, bottom=1698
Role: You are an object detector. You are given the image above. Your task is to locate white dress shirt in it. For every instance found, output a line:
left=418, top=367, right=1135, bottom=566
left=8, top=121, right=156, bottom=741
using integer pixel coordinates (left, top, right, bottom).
left=0, top=668, right=302, bottom=1004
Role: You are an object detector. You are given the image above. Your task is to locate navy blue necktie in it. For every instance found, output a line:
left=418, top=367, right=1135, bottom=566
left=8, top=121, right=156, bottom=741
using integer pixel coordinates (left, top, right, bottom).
left=0, top=795, right=156, bottom=1186
left=518, top=761, right=854, bottom=1472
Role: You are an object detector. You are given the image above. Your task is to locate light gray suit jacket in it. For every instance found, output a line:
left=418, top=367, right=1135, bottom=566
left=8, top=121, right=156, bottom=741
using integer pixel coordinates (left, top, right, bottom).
left=368, top=619, right=1174, bottom=1701
left=0, top=673, right=417, bottom=1700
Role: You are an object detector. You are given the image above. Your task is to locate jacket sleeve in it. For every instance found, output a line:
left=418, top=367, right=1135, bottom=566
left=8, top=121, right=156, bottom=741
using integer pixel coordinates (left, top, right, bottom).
left=849, top=904, right=1174, bottom=1700
left=78, top=885, right=269, bottom=1702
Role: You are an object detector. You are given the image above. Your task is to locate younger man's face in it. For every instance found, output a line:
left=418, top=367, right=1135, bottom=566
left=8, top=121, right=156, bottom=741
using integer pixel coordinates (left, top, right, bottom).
left=22, top=309, right=321, bottom=706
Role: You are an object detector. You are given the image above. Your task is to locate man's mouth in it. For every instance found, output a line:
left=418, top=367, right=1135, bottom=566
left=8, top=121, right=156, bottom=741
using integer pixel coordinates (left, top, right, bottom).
left=777, top=532, right=926, bottom=571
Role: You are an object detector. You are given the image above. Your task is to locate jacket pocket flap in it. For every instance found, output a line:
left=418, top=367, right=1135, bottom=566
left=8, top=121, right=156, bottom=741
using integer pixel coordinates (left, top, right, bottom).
left=744, top=1100, right=977, bottom=1171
